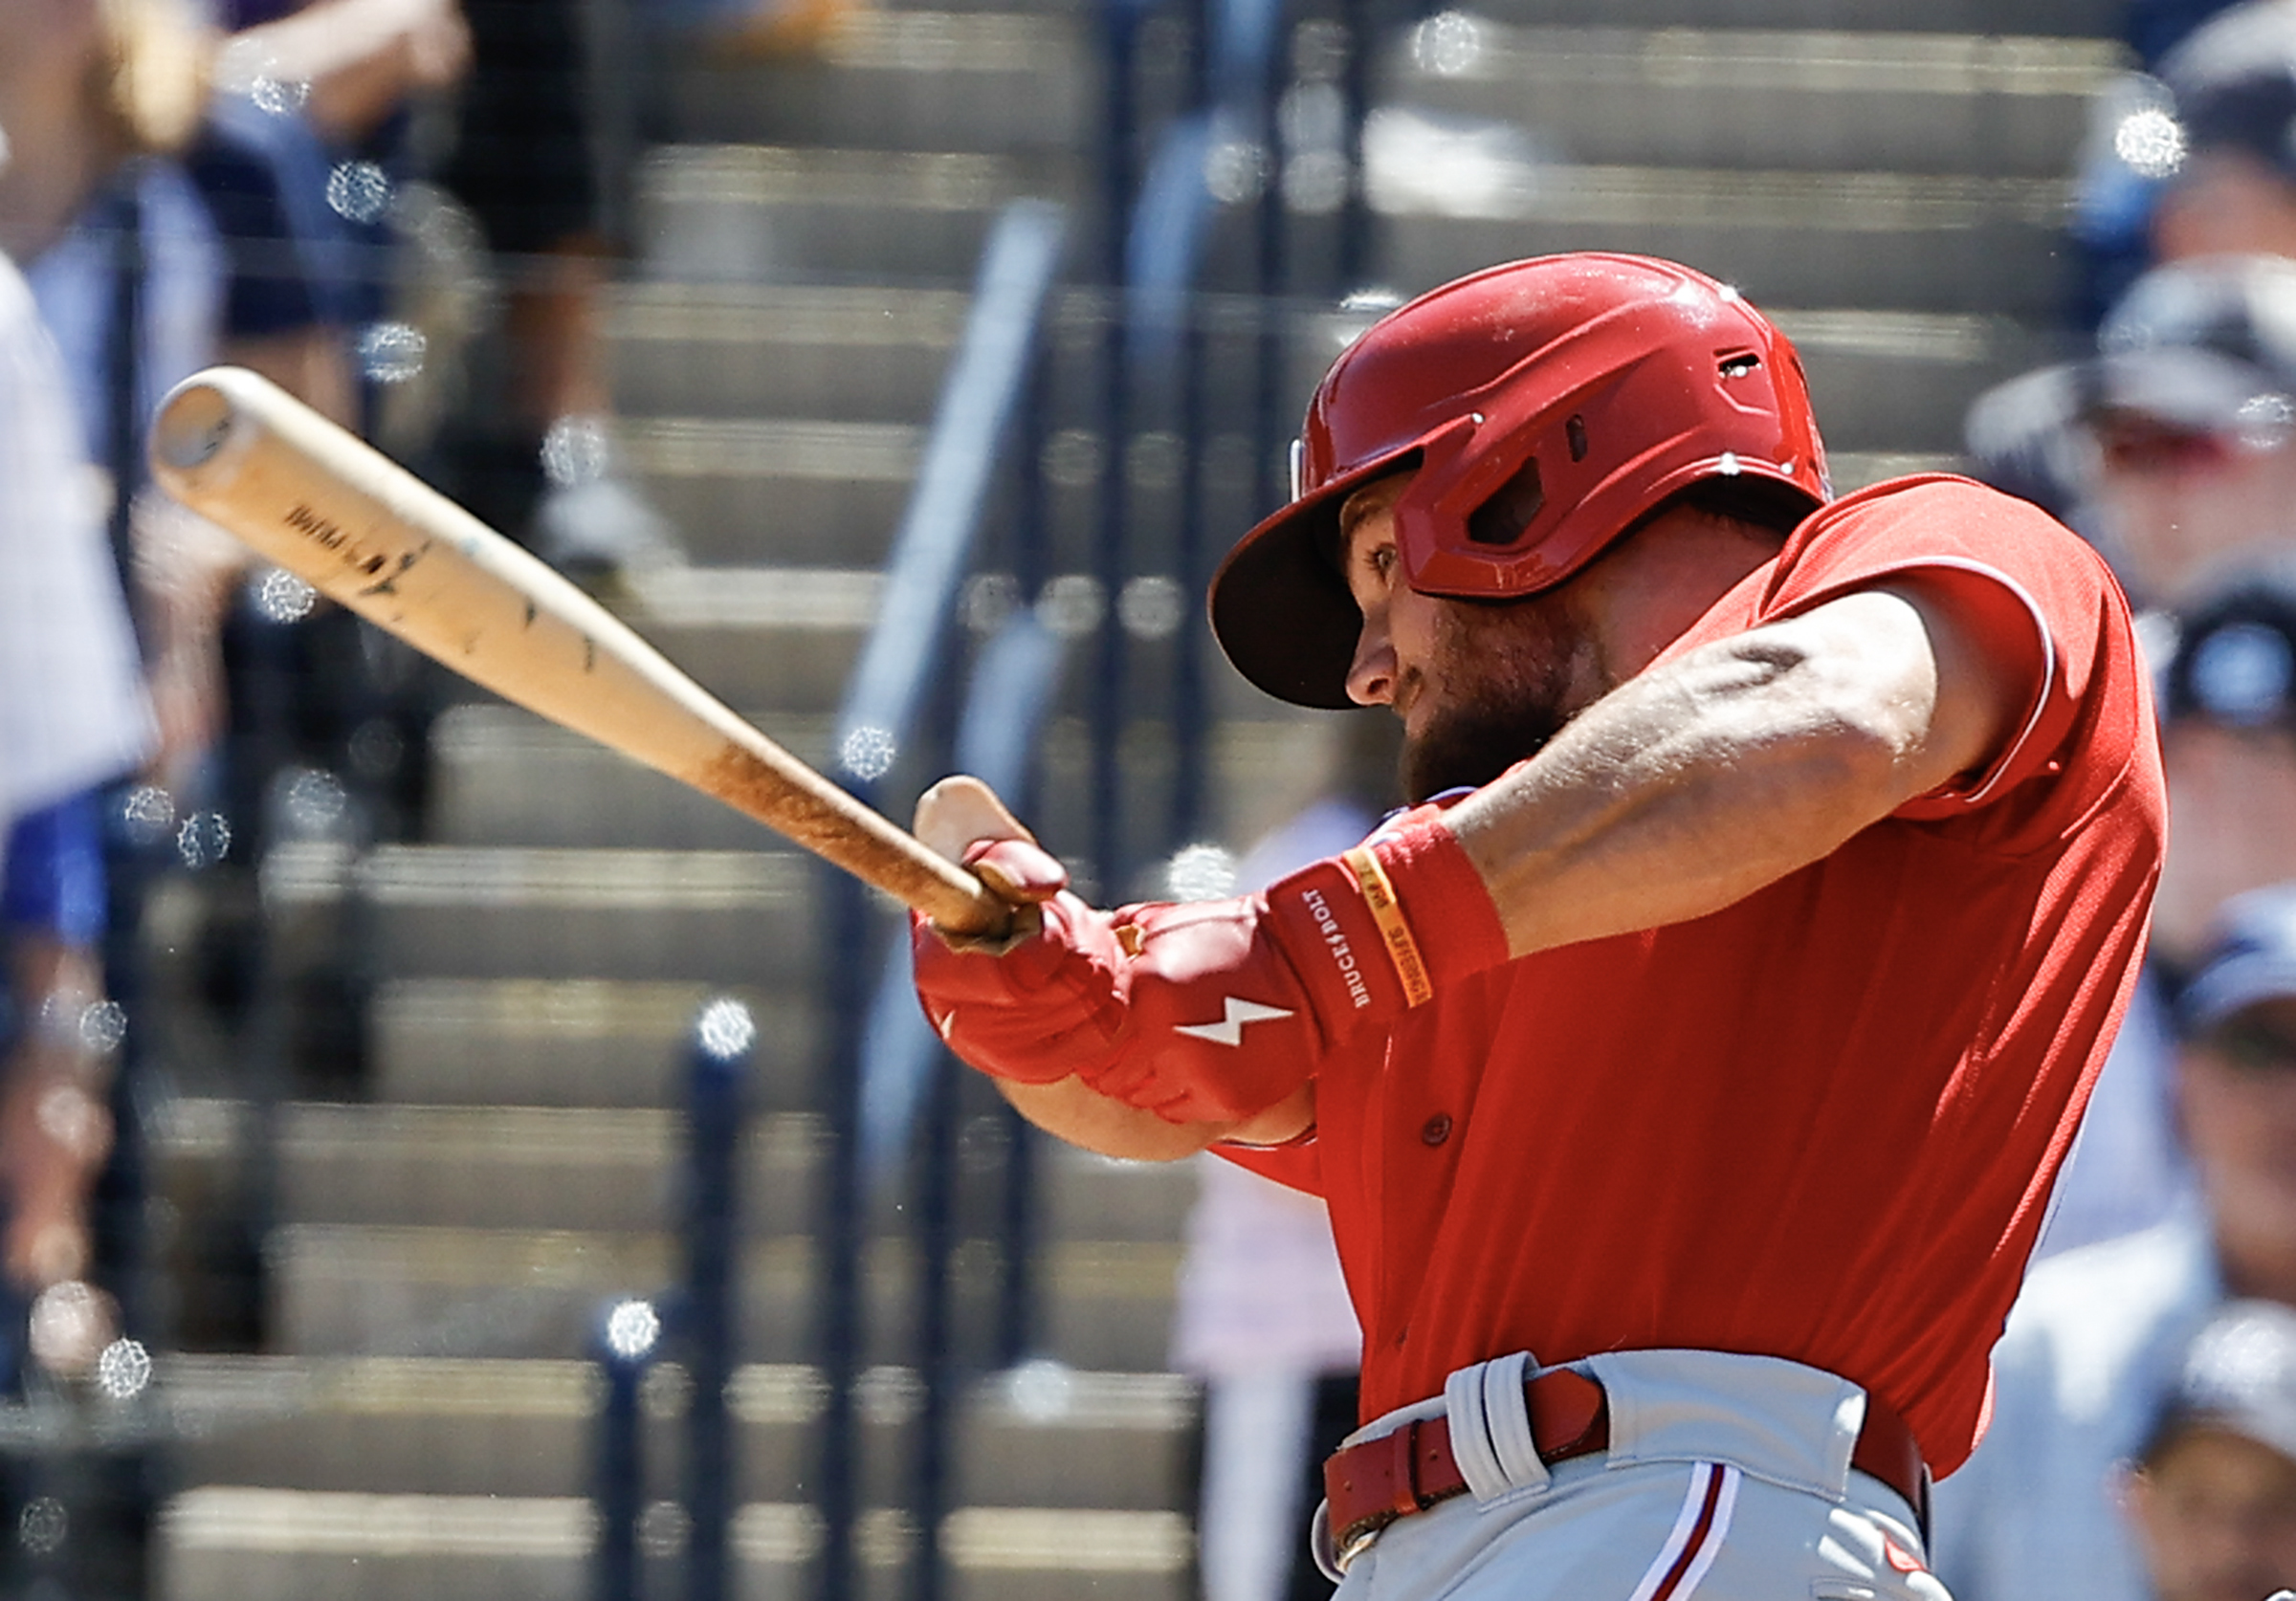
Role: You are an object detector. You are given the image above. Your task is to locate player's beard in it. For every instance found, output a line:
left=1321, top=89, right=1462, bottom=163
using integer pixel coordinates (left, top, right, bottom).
left=1399, top=596, right=1593, bottom=801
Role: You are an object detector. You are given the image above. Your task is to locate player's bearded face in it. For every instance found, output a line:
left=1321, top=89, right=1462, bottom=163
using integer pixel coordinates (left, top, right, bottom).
left=1399, top=595, right=1591, bottom=801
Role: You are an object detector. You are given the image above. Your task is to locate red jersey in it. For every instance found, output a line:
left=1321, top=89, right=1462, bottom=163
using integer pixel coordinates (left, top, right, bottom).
left=1224, top=475, right=2165, bottom=1478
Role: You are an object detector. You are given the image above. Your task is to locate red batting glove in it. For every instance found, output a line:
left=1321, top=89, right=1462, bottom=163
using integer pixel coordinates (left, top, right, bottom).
left=911, top=806, right=1511, bottom=1123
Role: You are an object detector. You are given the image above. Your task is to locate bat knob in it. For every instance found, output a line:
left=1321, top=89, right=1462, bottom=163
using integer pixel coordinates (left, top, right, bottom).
left=151, top=380, right=237, bottom=472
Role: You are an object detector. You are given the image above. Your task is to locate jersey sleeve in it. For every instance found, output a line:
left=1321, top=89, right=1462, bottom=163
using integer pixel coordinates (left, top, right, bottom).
left=1754, top=474, right=2141, bottom=826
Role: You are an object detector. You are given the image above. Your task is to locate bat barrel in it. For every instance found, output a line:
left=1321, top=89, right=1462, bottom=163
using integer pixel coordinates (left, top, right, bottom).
left=149, top=366, right=1013, bottom=940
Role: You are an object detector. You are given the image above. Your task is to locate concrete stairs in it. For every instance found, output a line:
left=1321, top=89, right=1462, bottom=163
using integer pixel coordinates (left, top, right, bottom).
left=144, top=0, right=2129, bottom=1597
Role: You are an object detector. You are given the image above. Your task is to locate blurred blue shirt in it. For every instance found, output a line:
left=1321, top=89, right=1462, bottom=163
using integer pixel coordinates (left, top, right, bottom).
left=1932, top=1212, right=2222, bottom=1601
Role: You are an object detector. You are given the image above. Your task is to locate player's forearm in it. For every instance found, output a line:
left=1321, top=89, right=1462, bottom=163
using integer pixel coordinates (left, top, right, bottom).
left=1448, top=589, right=1967, bottom=958
left=992, top=1076, right=1308, bottom=1162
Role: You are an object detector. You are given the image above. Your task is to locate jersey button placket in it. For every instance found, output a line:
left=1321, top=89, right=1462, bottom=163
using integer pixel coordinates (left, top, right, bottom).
left=1420, top=1112, right=1451, bottom=1146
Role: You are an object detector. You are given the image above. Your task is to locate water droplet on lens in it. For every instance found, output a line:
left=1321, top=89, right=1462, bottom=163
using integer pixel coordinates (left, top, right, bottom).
left=695, top=998, right=757, bottom=1061
left=96, top=1338, right=152, bottom=1400
left=324, top=161, right=391, bottom=224
left=253, top=566, right=318, bottom=623
left=78, top=1000, right=126, bottom=1055
left=358, top=322, right=427, bottom=384
left=18, top=1499, right=66, bottom=1554
left=541, top=416, right=612, bottom=487
left=838, top=725, right=897, bottom=781
left=250, top=75, right=311, bottom=115
left=2114, top=106, right=2186, bottom=180
left=120, top=785, right=175, bottom=846
left=604, top=1298, right=661, bottom=1359
left=176, top=811, right=232, bottom=870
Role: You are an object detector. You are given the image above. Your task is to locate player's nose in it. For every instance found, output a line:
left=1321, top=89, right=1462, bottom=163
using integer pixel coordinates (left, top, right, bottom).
left=1345, top=611, right=1396, bottom=707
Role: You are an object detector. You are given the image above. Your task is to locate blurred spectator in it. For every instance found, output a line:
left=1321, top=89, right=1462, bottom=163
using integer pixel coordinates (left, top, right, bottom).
left=2081, top=258, right=2296, bottom=610
left=1173, top=715, right=1397, bottom=1601
left=2071, top=0, right=2296, bottom=327
left=2156, top=577, right=2296, bottom=971
left=220, top=0, right=470, bottom=151
left=2154, top=2, right=2296, bottom=264
left=0, top=0, right=222, bottom=464
left=0, top=0, right=232, bottom=796
left=1932, top=883, right=2296, bottom=1601
left=0, top=234, right=155, bottom=1374
left=189, top=76, right=360, bottom=425
left=1968, top=254, right=2296, bottom=606
left=2123, top=1300, right=2296, bottom=1601
left=1178, top=1156, right=1359, bottom=1601
left=2041, top=573, right=2296, bottom=1259
left=1964, top=257, right=2296, bottom=1257
left=2130, top=0, right=2246, bottom=70
left=230, top=0, right=680, bottom=589
left=436, top=0, right=681, bottom=590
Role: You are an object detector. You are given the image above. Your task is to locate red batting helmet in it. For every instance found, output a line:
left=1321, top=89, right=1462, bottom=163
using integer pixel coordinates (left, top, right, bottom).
left=1208, top=253, right=1831, bottom=709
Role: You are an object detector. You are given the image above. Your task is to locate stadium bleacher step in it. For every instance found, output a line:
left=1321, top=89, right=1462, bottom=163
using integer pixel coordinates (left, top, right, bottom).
left=165, top=1356, right=1195, bottom=1507
left=262, top=844, right=818, bottom=985
left=428, top=707, right=839, bottom=853
left=668, top=11, right=1088, bottom=152
left=1773, top=309, right=2068, bottom=456
left=430, top=704, right=1362, bottom=851
left=622, top=417, right=922, bottom=567
left=155, top=1099, right=1197, bottom=1243
left=1372, top=164, right=2075, bottom=315
left=1463, top=0, right=2120, bottom=33
left=1384, top=25, right=2115, bottom=176
left=161, top=1488, right=1188, bottom=1601
left=637, top=146, right=1050, bottom=287
left=368, top=978, right=802, bottom=1108
left=263, top=1224, right=1185, bottom=1370
left=610, top=284, right=965, bottom=422
left=625, top=565, right=880, bottom=711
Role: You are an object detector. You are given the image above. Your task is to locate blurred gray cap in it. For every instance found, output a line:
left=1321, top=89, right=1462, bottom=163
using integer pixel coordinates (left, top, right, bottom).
left=1965, top=255, right=2296, bottom=505
left=2176, top=882, right=2296, bottom=1038
left=2143, top=1299, right=2296, bottom=1465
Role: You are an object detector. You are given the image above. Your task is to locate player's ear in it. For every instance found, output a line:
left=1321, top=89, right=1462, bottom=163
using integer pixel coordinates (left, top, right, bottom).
left=915, top=775, right=1037, bottom=861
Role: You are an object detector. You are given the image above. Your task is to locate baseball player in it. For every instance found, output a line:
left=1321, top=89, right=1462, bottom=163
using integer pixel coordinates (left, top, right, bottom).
left=911, top=253, right=2167, bottom=1600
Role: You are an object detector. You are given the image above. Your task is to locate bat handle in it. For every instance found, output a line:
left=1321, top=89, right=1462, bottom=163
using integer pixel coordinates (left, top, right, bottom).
left=916, top=867, right=1018, bottom=943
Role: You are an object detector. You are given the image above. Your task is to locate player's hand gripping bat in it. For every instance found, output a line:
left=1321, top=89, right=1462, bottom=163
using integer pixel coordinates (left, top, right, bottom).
left=147, top=365, right=1012, bottom=939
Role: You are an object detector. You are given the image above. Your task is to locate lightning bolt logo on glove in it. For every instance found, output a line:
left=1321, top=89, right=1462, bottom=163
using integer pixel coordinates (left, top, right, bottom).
left=1174, top=998, right=1295, bottom=1047
left=910, top=800, right=1510, bottom=1125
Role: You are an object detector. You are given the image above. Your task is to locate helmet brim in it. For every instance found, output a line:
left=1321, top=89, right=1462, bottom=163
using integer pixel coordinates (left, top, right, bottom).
left=1207, top=450, right=1415, bottom=711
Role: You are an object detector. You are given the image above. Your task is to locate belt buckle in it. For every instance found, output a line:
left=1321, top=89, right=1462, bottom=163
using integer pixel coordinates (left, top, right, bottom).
left=1326, top=1416, right=1428, bottom=1571
left=1334, top=1509, right=1394, bottom=1572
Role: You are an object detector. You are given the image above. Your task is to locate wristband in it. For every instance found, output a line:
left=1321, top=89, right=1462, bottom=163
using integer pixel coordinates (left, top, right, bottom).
left=1359, top=806, right=1512, bottom=997
left=1341, top=845, right=1431, bottom=1007
left=1257, top=809, right=1509, bottom=1042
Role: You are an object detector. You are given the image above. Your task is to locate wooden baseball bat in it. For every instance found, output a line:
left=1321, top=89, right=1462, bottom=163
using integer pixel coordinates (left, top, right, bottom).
left=148, top=365, right=1012, bottom=939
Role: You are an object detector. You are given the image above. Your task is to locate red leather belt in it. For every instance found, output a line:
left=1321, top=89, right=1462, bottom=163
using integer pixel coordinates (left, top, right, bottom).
left=1323, top=1369, right=1930, bottom=1566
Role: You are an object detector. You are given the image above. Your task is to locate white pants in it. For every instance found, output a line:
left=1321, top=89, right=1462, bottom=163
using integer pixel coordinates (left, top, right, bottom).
left=1321, top=1349, right=1953, bottom=1601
